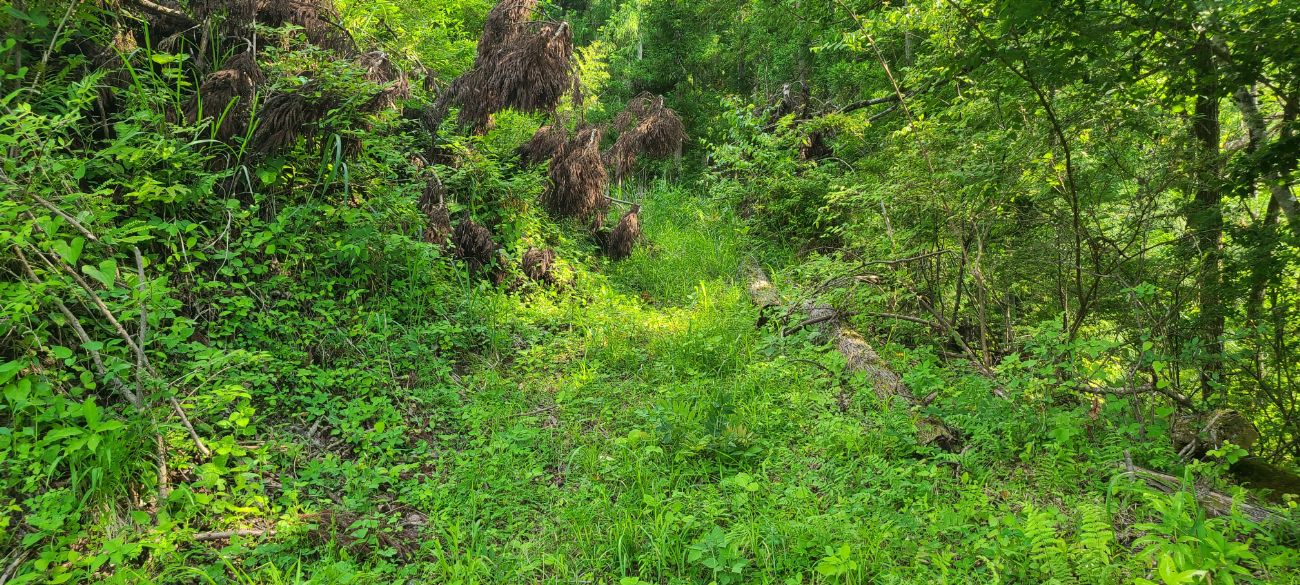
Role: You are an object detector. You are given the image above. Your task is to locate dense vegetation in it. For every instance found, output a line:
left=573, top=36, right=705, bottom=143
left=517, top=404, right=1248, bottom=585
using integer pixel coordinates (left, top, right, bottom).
left=2, top=0, right=1299, bottom=583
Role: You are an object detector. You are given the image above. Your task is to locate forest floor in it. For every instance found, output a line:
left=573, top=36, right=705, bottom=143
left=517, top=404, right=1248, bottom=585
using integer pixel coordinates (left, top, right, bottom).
left=359, top=184, right=1137, bottom=584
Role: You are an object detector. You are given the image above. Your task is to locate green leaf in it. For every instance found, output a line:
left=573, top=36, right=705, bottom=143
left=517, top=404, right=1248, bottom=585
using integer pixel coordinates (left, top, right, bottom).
left=52, top=237, right=85, bottom=264
left=82, top=259, right=117, bottom=288
left=50, top=346, right=73, bottom=360
left=45, top=427, right=82, bottom=441
left=4, top=377, right=32, bottom=406
left=0, top=360, right=23, bottom=384
left=83, top=397, right=101, bottom=426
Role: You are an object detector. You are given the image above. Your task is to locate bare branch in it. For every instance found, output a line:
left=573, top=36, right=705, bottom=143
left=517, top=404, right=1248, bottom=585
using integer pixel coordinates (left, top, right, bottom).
left=1077, top=383, right=1194, bottom=409
left=193, top=529, right=274, bottom=542
left=14, top=246, right=143, bottom=408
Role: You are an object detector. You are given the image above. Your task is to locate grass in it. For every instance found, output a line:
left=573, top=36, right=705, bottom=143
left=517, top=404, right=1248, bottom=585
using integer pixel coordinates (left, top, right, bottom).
left=33, top=180, right=1293, bottom=584
left=190, top=180, right=1283, bottom=585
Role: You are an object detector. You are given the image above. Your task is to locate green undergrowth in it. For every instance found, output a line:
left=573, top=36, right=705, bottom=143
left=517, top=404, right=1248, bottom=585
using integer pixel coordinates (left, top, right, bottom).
left=5, top=7, right=1299, bottom=583
left=133, top=186, right=1300, bottom=584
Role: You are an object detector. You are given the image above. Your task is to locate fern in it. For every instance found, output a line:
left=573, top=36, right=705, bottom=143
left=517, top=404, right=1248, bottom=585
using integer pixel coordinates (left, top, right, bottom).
left=1072, top=503, right=1116, bottom=584
left=1024, top=503, right=1073, bottom=584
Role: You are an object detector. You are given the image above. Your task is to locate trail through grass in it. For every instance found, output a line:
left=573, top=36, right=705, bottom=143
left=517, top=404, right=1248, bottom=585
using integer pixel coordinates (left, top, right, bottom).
left=400, top=184, right=1119, bottom=584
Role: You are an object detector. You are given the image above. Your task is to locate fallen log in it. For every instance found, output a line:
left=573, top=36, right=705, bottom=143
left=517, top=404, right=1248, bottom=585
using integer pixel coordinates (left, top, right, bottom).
left=1120, top=458, right=1289, bottom=526
left=1172, top=409, right=1260, bottom=459
left=744, top=261, right=961, bottom=451
left=1167, top=409, right=1300, bottom=502
left=1229, top=457, right=1300, bottom=503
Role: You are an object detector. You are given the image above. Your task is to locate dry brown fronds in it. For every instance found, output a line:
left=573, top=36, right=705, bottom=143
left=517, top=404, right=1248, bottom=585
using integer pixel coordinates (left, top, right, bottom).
left=478, top=0, right=538, bottom=60
left=185, top=52, right=264, bottom=142
left=635, top=109, right=686, bottom=158
left=224, top=51, right=266, bottom=84
left=424, top=206, right=452, bottom=247
left=590, top=226, right=612, bottom=251
left=605, top=133, right=640, bottom=184
left=420, top=177, right=446, bottom=211
left=487, top=21, right=572, bottom=114
left=544, top=126, right=608, bottom=220
left=405, top=103, right=445, bottom=137
left=251, top=80, right=332, bottom=154
left=608, top=92, right=650, bottom=130
left=416, top=65, right=442, bottom=94
left=606, top=93, right=685, bottom=182
left=570, top=74, right=585, bottom=121
left=799, top=129, right=831, bottom=161
left=76, top=27, right=138, bottom=118
left=194, top=0, right=256, bottom=34
left=606, top=204, right=641, bottom=260
left=436, top=68, right=495, bottom=132
left=518, top=124, right=567, bottom=166
left=613, top=92, right=658, bottom=133
left=357, top=51, right=410, bottom=111
left=255, top=0, right=355, bottom=53
left=521, top=247, right=556, bottom=283
left=418, top=177, right=451, bottom=246
left=435, top=0, right=574, bottom=132
left=453, top=218, right=498, bottom=273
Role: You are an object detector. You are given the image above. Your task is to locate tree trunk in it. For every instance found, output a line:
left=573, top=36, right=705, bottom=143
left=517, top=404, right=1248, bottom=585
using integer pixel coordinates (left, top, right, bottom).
left=1189, top=35, right=1224, bottom=400
left=743, top=262, right=962, bottom=451
left=1234, top=86, right=1285, bottom=325
left=1123, top=463, right=1288, bottom=526
left=1233, top=86, right=1300, bottom=238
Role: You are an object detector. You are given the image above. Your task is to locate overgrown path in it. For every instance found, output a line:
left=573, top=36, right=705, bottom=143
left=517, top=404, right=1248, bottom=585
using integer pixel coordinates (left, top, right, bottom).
left=423, top=185, right=1023, bottom=583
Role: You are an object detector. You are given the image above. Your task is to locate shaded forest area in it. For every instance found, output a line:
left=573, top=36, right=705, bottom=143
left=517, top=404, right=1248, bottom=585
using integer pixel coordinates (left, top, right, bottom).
left=2, top=0, right=1299, bottom=583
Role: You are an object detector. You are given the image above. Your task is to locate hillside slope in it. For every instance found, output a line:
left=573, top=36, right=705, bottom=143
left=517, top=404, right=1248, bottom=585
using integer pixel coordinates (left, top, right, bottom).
left=2, top=1, right=1299, bottom=584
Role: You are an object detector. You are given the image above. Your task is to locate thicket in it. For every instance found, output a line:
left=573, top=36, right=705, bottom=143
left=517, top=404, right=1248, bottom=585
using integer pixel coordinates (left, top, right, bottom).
left=1, top=0, right=1298, bottom=583
left=625, top=1, right=1300, bottom=461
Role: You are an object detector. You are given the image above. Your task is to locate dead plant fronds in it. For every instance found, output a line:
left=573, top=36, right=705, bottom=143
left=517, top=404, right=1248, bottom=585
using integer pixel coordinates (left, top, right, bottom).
left=605, top=133, right=640, bottom=184
left=436, top=68, right=495, bottom=132
left=606, top=204, right=641, bottom=260
left=544, top=126, right=608, bottom=220
left=613, top=92, right=659, bottom=133
left=435, top=0, right=574, bottom=132
left=424, top=205, right=452, bottom=247
left=518, top=124, right=567, bottom=166
left=606, top=93, right=685, bottom=182
left=487, top=21, right=572, bottom=114
left=357, top=50, right=410, bottom=111
left=184, top=51, right=264, bottom=142
left=255, top=0, right=355, bottom=53
left=453, top=218, right=498, bottom=273
left=419, top=178, right=451, bottom=246
left=521, top=247, right=556, bottom=283
left=194, top=0, right=256, bottom=34
left=251, top=80, right=332, bottom=154
left=478, top=0, right=538, bottom=60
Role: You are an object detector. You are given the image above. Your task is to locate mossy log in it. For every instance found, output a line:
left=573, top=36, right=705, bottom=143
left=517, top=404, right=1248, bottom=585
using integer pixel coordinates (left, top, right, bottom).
left=1172, top=409, right=1260, bottom=458
left=1123, top=462, right=1291, bottom=527
left=744, top=261, right=961, bottom=451
left=1229, top=457, right=1300, bottom=503
left=1169, top=410, right=1300, bottom=503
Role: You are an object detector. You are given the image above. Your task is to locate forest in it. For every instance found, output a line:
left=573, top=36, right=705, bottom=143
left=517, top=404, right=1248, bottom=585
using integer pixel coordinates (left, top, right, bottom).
left=1, top=0, right=1299, bottom=582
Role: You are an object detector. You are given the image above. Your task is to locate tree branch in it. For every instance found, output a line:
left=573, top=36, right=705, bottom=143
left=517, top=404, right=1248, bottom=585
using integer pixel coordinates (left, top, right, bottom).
left=193, top=529, right=274, bottom=542
left=1077, top=383, right=1194, bottom=409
